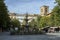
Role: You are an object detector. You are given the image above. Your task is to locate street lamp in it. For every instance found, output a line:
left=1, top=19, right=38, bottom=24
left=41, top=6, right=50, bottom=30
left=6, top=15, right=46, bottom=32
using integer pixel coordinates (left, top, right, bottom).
left=25, top=13, right=29, bottom=28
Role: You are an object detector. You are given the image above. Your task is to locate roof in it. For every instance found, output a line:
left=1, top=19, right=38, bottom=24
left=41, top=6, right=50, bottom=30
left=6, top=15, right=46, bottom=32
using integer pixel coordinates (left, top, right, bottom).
left=9, top=13, right=38, bottom=17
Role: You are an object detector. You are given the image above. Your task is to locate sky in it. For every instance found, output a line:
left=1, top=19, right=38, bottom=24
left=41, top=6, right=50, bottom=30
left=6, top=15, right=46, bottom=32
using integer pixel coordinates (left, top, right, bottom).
left=5, top=0, right=56, bottom=14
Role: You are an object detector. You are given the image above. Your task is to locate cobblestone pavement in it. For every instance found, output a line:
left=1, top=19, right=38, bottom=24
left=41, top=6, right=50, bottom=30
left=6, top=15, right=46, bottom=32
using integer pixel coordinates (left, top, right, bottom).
left=0, top=32, right=60, bottom=40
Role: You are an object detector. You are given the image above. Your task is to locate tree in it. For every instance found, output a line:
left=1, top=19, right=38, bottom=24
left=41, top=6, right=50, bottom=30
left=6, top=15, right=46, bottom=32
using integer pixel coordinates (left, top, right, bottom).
left=50, top=6, right=60, bottom=27
left=49, top=0, right=60, bottom=27
left=11, top=19, right=20, bottom=28
left=39, top=16, right=47, bottom=28
left=55, top=0, right=60, bottom=5
left=46, top=16, right=52, bottom=27
left=36, top=15, right=52, bottom=28
left=29, top=19, right=37, bottom=28
left=29, top=19, right=39, bottom=33
left=36, top=16, right=41, bottom=27
left=0, top=0, right=10, bottom=31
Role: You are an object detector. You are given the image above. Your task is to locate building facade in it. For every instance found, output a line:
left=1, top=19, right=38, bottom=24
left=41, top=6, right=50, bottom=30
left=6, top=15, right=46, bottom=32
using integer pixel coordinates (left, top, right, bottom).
left=9, top=6, right=50, bottom=24
left=9, top=13, right=38, bottom=23
left=40, top=6, right=49, bottom=16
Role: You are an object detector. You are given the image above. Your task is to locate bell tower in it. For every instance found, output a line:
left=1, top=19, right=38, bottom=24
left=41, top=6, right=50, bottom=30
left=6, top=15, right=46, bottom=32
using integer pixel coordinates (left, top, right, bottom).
left=40, top=6, right=49, bottom=16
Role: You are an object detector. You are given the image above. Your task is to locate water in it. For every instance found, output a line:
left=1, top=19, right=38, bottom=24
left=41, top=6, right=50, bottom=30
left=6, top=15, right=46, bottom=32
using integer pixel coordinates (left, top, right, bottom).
left=0, top=32, right=60, bottom=40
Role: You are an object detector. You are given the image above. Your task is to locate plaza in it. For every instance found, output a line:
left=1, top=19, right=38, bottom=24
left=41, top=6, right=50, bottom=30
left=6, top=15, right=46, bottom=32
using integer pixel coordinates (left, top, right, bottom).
left=0, top=32, right=60, bottom=40
left=0, top=0, right=60, bottom=40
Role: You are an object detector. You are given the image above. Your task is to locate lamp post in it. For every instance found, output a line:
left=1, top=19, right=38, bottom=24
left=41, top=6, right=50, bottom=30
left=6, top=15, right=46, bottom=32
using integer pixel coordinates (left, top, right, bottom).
left=25, top=13, right=29, bottom=28
left=24, top=13, right=29, bottom=32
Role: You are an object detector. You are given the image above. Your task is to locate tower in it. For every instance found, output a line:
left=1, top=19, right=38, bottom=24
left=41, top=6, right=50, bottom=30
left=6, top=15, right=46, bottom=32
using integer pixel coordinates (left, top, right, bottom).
left=40, top=6, right=49, bottom=16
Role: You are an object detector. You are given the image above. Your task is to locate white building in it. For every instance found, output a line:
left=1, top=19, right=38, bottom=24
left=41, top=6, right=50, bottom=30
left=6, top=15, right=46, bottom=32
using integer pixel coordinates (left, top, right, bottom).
left=9, top=6, right=49, bottom=24
left=9, top=13, right=38, bottom=23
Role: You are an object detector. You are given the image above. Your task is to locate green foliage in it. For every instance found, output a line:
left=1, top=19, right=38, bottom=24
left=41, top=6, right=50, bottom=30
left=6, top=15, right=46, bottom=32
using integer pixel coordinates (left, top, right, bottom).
left=36, top=0, right=60, bottom=28
left=50, top=5, right=60, bottom=26
left=29, top=19, right=37, bottom=28
left=22, top=19, right=26, bottom=25
left=0, top=0, right=10, bottom=29
left=55, top=0, right=60, bottom=5
left=37, top=16, right=48, bottom=28
left=11, top=19, right=20, bottom=27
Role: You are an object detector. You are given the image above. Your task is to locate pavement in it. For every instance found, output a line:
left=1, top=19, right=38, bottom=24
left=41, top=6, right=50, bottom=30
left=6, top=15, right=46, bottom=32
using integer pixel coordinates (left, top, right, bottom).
left=46, top=32, right=60, bottom=36
left=0, top=32, right=60, bottom=40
